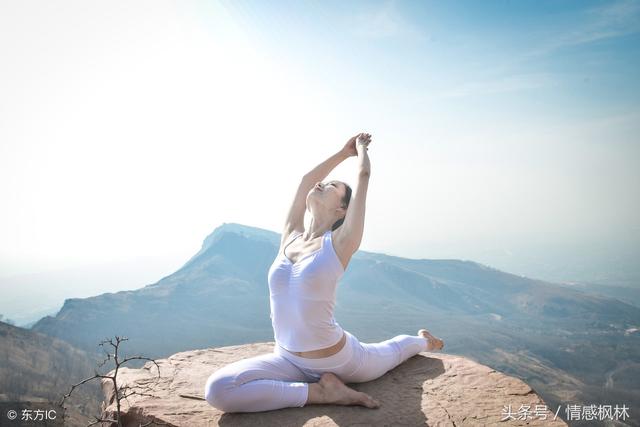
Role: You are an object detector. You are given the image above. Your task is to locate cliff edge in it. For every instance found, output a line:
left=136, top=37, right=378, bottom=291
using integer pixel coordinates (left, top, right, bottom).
left=101, top=342, right=567, bottom=426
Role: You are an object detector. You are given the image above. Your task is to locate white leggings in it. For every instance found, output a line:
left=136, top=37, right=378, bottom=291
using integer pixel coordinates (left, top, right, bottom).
left=204, top=330, right=428, bottom=413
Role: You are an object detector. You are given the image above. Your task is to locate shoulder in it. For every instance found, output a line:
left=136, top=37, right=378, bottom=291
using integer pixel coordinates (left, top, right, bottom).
left=330, top=227, right=344, bottom=247
left=329, top=228, right=350, bottom=271
left=281, top=227, right=304, bottom=248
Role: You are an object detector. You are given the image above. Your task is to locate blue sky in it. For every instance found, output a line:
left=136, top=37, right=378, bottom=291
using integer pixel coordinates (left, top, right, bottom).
left=0, top=0, right=638, bottom=324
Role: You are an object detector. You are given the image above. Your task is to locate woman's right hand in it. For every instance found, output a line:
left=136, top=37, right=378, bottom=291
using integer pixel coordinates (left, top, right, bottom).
left=341, top=132, right=371, bottom=157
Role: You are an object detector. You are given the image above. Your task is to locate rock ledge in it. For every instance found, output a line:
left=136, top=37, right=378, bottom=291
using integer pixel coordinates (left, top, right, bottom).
left=101, top=341, right=567, bottom=426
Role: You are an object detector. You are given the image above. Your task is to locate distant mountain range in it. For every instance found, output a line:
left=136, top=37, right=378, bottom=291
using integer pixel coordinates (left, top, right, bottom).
left=21, top=222, right=640, bottom=424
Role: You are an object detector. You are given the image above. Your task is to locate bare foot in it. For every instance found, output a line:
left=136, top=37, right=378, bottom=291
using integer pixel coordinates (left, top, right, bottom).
left=307, top=372, right=380, bottom=408
left=418, top=329, right=444, bottom=351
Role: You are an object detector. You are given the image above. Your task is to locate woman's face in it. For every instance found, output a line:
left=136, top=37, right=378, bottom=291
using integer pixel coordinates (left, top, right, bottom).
left=307, top=180, right=346, bottom=212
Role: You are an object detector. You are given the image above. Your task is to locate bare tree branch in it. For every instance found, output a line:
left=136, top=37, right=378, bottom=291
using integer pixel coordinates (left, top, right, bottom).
left=58, top=335, right=163, bottom=427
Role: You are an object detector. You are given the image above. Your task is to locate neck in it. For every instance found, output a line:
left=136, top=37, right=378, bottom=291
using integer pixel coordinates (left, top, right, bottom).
left=305, top=217, right=334, bottom=239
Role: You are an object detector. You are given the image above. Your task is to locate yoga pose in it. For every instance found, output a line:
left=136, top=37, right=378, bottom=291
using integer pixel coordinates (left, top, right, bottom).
left=204, top=132, right=444, bottom=413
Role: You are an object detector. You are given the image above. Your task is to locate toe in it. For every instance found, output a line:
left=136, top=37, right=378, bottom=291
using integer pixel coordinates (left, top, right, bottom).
left=367, top=397, right=380, bottom=408
left=360, top=392, right=379, bottom=408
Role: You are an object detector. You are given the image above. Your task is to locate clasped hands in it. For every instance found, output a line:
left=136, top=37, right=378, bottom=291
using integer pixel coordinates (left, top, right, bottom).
left=341, top=132, right=372, bottom=158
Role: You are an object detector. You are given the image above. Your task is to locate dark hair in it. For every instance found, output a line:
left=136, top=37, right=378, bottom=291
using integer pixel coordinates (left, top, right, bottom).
left=331, top=182, right=353, bottom=231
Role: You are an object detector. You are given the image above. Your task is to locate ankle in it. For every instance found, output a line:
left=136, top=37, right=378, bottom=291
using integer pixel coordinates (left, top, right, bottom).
left=307, top=382, right=325, bottom=405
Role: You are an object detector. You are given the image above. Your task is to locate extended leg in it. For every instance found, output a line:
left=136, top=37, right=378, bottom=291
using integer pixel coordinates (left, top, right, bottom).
left=341, top=334, right=430, bottom=383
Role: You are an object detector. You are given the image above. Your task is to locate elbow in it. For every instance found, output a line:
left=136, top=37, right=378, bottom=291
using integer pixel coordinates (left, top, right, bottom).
left=358, top=170, right=370, bottom=178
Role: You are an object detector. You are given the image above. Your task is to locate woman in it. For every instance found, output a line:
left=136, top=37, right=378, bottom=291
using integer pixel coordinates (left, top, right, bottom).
left=204, top=132, right=444, bottom=413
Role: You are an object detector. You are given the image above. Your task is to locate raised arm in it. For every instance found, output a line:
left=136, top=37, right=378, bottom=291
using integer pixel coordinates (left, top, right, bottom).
left=333, top=134, right=371, bottom=258
left=280, top=149, right=349, bottom=248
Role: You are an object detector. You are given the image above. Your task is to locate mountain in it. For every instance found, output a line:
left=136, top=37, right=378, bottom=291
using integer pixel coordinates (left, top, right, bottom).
left=30, top=222, right=640, bottom=425
left=556, top=281, right=640, bottom=308
left=0, top=320, right=105, bottom=426
left=100, top=341, right=568, bottom=426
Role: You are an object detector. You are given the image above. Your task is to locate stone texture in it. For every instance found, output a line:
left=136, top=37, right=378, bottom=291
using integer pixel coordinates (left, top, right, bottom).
left=101, top=342, right=567, bottom=426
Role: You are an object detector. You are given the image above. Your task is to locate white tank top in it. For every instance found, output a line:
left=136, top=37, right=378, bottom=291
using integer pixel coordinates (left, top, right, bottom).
left=268, top=229, right=345, bottom=352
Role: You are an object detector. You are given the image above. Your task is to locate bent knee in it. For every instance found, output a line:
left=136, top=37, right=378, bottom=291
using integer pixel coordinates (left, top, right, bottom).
left=204, top=371, right=236, bottom=411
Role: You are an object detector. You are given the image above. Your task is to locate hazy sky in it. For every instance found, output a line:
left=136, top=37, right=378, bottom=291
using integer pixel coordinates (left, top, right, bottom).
left=1, top=0, right=639, bottom=323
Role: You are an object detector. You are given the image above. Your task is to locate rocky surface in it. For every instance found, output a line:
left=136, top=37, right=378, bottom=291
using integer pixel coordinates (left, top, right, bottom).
left=101, top=341, right=568, bottom=426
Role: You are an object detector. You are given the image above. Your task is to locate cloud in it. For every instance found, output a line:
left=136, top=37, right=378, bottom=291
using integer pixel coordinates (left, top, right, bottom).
left=351, top=0, right=426, bottom=40
left=466, top=0, right=640, bottom=85
left=437, top=73, right=556, bottom=99
left=520, top=0, right=640, bottom=60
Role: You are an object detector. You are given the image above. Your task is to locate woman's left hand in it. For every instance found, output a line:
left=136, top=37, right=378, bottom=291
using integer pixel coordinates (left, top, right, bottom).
left=341, top=132, right=371, bottom=157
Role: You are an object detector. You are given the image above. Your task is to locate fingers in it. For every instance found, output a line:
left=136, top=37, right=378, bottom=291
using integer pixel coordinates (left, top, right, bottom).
left=355, top=132, right=372, bottom=150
